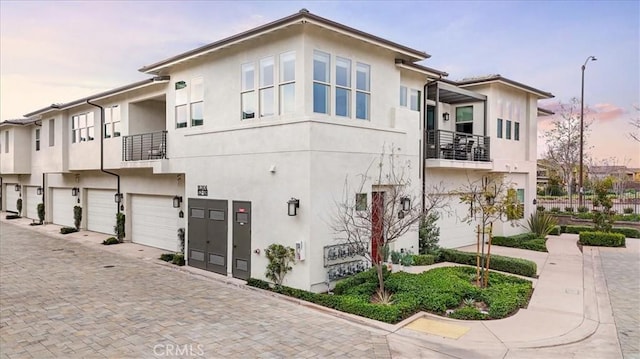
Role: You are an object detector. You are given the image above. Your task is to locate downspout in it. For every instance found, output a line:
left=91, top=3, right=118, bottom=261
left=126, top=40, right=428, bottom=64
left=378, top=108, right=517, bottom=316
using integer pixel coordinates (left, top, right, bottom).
left=421, top=76, right=442, bottom=214
left=42, top=172, right=45, bottom=220
left=86, top=100, right=120, bottom=214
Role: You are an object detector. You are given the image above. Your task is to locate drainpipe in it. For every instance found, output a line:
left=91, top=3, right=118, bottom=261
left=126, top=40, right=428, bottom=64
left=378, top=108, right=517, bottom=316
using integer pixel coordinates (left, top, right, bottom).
left=42, top=172, right=45, bottom=218
left=86, top=100, right=121, bottom=214
left=421, top=76, right=442, bottom=214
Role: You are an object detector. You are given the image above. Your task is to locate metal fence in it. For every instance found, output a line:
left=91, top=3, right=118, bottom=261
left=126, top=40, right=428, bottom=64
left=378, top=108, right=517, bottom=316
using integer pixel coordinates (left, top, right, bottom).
left=426, top=129, right=490, bottom=162
left=122, top=131, right=167, bottom=161
left=537, top=192, right=640, bottom=214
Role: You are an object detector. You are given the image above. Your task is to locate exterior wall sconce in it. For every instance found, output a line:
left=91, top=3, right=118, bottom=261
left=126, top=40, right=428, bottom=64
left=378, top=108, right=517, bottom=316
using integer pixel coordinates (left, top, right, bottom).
left=173, top=196, right=183, bottom=208
left=532, top=198, right=537, bottom=205
left=442, top=112, right=450, bottom=121
left=400, top=197, right=411, bottom=211
left=72, top=187, right=79, bottom=196
left=37, top=187, right=43, bottom=196
left=15, top=184, right=21, bottom=191
left=114, top=193, right=123, bottom=204
left=288, top=198, right=300, bottom=216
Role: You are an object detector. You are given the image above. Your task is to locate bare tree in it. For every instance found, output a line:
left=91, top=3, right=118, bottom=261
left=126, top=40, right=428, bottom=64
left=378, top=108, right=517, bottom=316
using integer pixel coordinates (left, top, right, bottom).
left=454, top=174, right=521, bottom=287
left=331, top=147, right=446, bottom=303
left=544, top=98, right=593, bottom=193
left=629, top=105, right=640, bottom=142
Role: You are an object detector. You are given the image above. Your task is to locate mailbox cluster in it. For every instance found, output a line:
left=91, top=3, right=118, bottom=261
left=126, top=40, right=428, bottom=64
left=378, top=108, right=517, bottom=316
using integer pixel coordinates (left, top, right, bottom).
left=324, top=243, right=368, bottom=281
left=327, top=260, right=367, bottom=281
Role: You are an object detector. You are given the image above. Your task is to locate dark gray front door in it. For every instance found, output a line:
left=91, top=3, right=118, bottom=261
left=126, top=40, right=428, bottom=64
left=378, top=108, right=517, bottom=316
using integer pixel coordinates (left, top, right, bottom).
left=232, top=201, right=251, bottom=280
left=188, top=199, right=228, bottom=275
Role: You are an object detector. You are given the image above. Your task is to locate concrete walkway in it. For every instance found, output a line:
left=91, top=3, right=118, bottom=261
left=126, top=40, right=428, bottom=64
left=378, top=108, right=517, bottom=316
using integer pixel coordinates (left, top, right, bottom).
left=1, top=216, right=633, bottom=358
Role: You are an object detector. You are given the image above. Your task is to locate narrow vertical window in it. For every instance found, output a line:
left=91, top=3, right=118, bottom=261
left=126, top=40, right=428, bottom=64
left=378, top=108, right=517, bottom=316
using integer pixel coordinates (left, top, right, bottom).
left=35, top=129, right=40, bottom=151
left=506, top=120, right=512, bottom=140
left=4, top=131, right=8, bottom=153
left=49, top=119, right=55, bottom=146
left=514, top=122, right=520, bottom=141
left=175, top=81, right=188, bottom=128
left=241, top=63, right=255, bottom=119
left=399, top=86, right=407, bottom=107
left=191, top=77, right=204, bottom=126
left=355, top=62, right=370, bottom=120
left=335, top=57, right=351, bottom=117
left=112, top=106, right=121, bottom=137
left=455, top=106, right=473, bottom=134
left=313, top=51, right=330, bottom=114
left=497, top=118, right=503, bottom=138
left=409, top=89, right=421, bottom=111
left=259, top=57, right=274, bottom=117
left=104, top=107, right=112, bottom=138
left=279, top=51, right=295, bottom=115
left=356, top=193, right=367, bottom=211
left=87, top=112, right=95, bottom=141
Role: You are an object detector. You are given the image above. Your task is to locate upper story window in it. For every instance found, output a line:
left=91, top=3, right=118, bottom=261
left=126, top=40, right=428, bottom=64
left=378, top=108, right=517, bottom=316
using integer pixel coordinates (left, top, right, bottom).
left=335, top=57, right=351, bottom=117
left=176, top=81, right=188, bottom=128
left=409, top=89, right=420, bottom=112
left=71, top=112, right=95, bottom=143
left=514, top=122, right=520, bottom=141
left=4, top=131, right=8, bottom=153
left=49, top=119, right=55, bottom=146
left=313, top=50, right=331, bottom=114
left=191, top=77, right=204, bottom=126
left=35, top=129, right=40, bottom=151
left=455, top=106, right=473, bottom=134
left=497, top=118, right=503, bottom=138
left=506, top=120, right=512, bottom=140
left=259, top=57, right=275, bottom=117
left=104, top=105, right=121, bottom=138
left=279, top=51, right=295, bottom=115
left=175, top=78, right=204, bottom=128
left=399, top=86, right=407, bottom=107
left=241, top=63, right=256, bottom=119
left=355, top=63, right=370, bottom=120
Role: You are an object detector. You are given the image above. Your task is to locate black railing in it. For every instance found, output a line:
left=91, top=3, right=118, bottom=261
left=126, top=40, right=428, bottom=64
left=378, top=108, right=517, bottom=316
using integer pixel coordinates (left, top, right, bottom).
left=426, top=130, right=490, bottom=162
left=122, top=131, right=167, bottom=161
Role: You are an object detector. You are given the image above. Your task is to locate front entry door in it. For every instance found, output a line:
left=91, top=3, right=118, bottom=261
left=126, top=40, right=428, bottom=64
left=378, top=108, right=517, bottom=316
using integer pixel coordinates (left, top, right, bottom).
left=188, top=199, right=228, bottom=275
left=232, top=201, right=252, bottom=280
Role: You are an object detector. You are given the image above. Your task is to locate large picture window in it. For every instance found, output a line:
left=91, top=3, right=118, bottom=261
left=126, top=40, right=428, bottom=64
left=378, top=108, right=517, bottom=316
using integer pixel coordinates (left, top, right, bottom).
left=313, top=51, right=330, bottom=114
left=71, top=112, right=95, bottom=143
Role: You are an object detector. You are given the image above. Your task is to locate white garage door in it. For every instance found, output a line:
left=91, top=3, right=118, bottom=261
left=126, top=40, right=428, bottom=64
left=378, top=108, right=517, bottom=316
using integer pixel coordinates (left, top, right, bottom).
left=25, top=186, right=39, bottom=220
left=438, top=198, right=478, bottom=249
left=5, top=184, right=19, bottom=213
left=87, top=189, right=117, bottom=235
left=131, top=195, right=179, bottom=251
left=52, top=188, right=76, bottom=227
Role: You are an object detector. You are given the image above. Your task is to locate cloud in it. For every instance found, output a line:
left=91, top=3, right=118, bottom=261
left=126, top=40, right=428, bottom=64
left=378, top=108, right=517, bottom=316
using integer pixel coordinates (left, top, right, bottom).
left=591, top=103, right=626, bottom=122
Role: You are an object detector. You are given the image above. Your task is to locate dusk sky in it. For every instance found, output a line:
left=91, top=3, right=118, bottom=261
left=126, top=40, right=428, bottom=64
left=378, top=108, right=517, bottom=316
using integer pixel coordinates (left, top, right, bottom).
left=1, top=1, right=638, bottom=166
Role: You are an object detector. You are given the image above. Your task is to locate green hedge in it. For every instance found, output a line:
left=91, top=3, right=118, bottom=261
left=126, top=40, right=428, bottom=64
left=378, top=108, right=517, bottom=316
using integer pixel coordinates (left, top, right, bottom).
left=449, top=306, right=487, bottom=320
left=578, top=232, right=626, bottom=247
left=549, top=226, right=561, bottom=235
left=412, top=254, right=436, bottom=266
left=439, top=249, right=537, bottom=278
left=60, top=226, right=78, bottom=234
left=564, top=225, right=639, bottom=238
left=491, top=233, right=547, bottom=252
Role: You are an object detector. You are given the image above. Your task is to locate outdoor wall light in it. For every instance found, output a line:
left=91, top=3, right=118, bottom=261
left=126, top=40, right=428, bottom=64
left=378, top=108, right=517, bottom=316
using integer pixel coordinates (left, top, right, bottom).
left=442, top=112, right=450, bottom=121
left=37, top=187, right=43, bottom=196
left=71, top=187, right=79, bottom=196
left=532, top=198, right=537, bottom=205
left=400, top=197, right=411, bottom=212
left=288, top=198, right=300, bottom=216
left=14, top=184, right=21, bottom=191
left=114, top=193, right=123, bottom=204
left=172, top=196, right=183, bottom=208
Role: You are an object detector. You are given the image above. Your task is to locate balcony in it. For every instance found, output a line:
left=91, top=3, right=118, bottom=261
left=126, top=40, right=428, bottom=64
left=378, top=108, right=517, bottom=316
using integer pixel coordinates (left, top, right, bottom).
left=425, top=129, right=492, bottom=169
left=122, top=131, right=167, bottom=161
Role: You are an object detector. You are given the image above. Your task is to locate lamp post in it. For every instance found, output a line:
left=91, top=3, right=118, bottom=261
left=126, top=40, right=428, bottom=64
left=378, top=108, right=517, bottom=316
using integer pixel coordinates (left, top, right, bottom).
left=579, top=55, right=596, bottom=207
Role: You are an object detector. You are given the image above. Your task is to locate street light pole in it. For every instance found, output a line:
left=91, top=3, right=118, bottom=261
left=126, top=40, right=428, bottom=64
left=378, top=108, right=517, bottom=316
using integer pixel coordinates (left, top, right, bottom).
left=579, top=55, right=596, bottom=207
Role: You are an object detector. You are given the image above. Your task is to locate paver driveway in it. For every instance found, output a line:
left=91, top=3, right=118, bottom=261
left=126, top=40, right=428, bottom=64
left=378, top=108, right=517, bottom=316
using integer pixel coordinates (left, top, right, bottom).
left=0, top=222, right=391, bottom=358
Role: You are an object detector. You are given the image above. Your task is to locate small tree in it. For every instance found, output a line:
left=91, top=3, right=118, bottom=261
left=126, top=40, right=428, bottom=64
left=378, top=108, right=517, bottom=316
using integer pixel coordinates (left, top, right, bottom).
left=264, top=244, right=296, bottom=287
left=592, top=178, right=614, bottom=232
left=419, top=212, right=440, bottom=255
left=37, top=203, right=45, bottom=224
left=115, top=212, right=125, bottom=242
left=73, top=206, right=82, bottom=230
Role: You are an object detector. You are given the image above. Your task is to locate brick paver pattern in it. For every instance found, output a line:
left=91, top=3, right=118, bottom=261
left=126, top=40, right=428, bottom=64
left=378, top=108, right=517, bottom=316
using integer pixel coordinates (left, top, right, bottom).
left=0, top=223, right=391, bottom=358
left=600, top=245, right=640, bottom=359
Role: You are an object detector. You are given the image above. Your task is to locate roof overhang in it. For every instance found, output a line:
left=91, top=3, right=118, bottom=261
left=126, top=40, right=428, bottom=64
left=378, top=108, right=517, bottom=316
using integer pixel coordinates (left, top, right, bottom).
left=139, top=9, right=429, bottom=75
left=395, top=59, right=448, bottom=79
left=537, top=107, right=555, bottom=116
left=427, top=81, right=487, bottom=104
left=0, top=118, right=39, bottom=128
left=458, top=75, right=554, bottom=99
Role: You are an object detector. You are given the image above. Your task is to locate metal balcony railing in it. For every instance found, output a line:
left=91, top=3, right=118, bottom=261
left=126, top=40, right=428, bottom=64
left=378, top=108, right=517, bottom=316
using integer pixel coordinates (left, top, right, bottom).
left=122, top=131, right=167, bottom=161
left=426, top=129, right=490, bottom=162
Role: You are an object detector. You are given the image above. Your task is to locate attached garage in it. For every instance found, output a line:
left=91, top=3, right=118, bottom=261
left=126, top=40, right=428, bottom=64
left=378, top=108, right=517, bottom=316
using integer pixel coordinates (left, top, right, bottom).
left=438, top=198, right=478, bottom=249
left=87, top=189, right=117, bottom=235
left=25, top=186, right=39, bottom=220
left=131, top=195, right=179, bottom=251
left=52, top=188, right=76, bottom=227
left=5, top=184, right=19, bottom=213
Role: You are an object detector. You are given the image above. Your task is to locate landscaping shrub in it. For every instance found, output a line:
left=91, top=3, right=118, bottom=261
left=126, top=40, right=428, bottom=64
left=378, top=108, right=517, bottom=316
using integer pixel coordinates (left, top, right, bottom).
left=171, top=253, right=185, bottom=266
left=333, top=268, right=387, bottom=295
left=73, top=206, right=82, bottom=229
left=578, top=231, right=625, bottom=247
left=623, top=207, right=634, bottom=214
left=102, top=237, right=119, bottom=245
left=439, top=249, right=537, bottom=278
left=565, top=225, right=639, bottom=238
left=159, top=253, right=175, bottom=262
left=60, top=226, right=78, bottom=234
left=5, top=214, right=20, bottom=220
left=115, top=212, right=125, bottom=242
left=577, top=206, right=589, bottom=213
left=37, top=203, right=45, bottom=224
left=449, top=306, right=487, bottom=320
left=491, top=235, right=547, bottom=252
left=16, top=198, right=22, bottom=216
left=550, top=207, right=561, bottom=214
left=560, top=225, right=567, bottom=233
left=564, top=206, right=574, bottom=213
left=265, top=243, right=296, bottom=286
left=536, top=205, right=545, bottom=212
left=246, top=278, right=270, bottom=289
left=412, top=254, right=436, bottom=266
left=549, top=225, right=561, bottom=235
left=419, top=212, right=440, bottom=254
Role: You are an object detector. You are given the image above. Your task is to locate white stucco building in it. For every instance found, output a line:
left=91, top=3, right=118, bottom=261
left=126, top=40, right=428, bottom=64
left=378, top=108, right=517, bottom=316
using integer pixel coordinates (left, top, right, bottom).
left=0, top=9, right=552, bottom=291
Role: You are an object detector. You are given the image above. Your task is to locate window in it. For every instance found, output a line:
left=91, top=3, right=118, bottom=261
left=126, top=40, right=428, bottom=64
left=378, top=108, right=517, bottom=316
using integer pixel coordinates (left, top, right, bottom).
left=279, top=51, right=295, bottom=115
left=104, top=105, right=121, bottom=138
left=71, top=112, right=95, bottom=143
left=497, top=118, right=503, bottom=138
left=191, top=77, right=204, bottom=126
left=259, top=57, right=274, bottom=117
left=175, top=81, right=188, bottom=128
left=456, top=106, right=473, bottom=134
left=514, top=122, right=520, bottom=141
left=399, top=86, right=407, bottom=107
left=49, top=119, right=55, bottom=146
left=313, top=51, right=330, bottom=114
left=409, top=89, right=420, bottom=111
left=241, top=63, right=256, bottom=119
left=335, top=57, right=351, bottom=117
left=4, top=131, right=8, bottom=153
left=355, top=63, right=370, bottom=120
left=516, top=189, right=525, bottom=219
left=506, top=120, right=512, bottom=140
left=356, top=193, right=367, bottom=211
left=35, top=129, right=40, bottom=151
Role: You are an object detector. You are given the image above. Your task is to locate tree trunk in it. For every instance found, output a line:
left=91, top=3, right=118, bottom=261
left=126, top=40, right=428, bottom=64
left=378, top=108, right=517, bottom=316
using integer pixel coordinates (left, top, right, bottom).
left=375, top=262, right=385, bottom=295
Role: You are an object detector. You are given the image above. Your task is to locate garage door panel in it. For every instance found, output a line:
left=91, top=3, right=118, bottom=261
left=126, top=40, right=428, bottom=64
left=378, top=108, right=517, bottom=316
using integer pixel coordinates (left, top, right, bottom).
left=5, top=185, right=19, bottom=213
left=438, top=200, right=477, bottom=249
left=131, top=195, right=179, bottom=252
left=25, top=186, right=39, bottom=220
left=52, top=188, right=76, bottom=227
left=87, top=190, right=117, bottom=235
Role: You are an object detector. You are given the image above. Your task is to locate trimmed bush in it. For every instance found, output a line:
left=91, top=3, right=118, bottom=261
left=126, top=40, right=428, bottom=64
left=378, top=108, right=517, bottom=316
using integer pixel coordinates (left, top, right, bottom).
left=102, top=237, right=119, bottom=245
left=246, top=278, right=271, bottom=290
left=560, top=225, right=567, bottom=233
left=579, top=231, right=625, bottom=247
left=449, top=306, right=487, bottom=320
left=564, top=207, right=574, bottom=213
left=550, top=207, right=561, bottom=213
left=37, top=203, right=45, bottom=224
left=440, top=249, right=537, bottom=278
left=623, top=207, right=634, bottom=214
left=60, top=226, right=78, bottom=234
left=577, top=206, right=589, bottom=213
left=412, top=254, right=436, bottom=266
left=159, top=253, right=175, bottom=262
left=536, top=205, right=545, bottom=212
left=172, top=254, right=185, bottom=266
left=565, top=225, right=640, bottom=238
left=491, top=235, right=547, bottom=252
left=549, top=225, right=561, bottom=235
